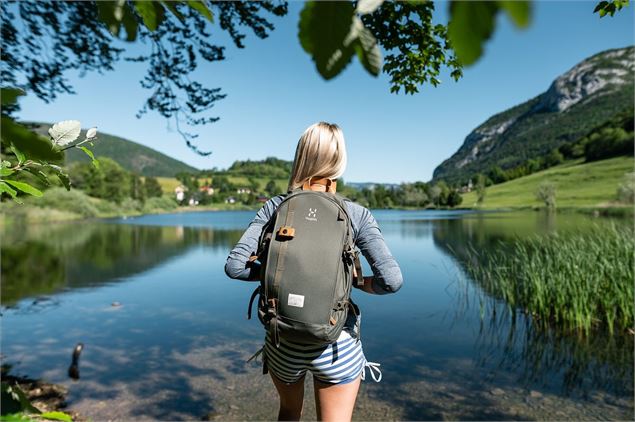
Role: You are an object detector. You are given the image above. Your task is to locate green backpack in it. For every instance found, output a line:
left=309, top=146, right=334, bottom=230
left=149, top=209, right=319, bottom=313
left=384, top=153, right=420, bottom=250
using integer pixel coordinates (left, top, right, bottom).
left=247, top=186, right=363, bottom=347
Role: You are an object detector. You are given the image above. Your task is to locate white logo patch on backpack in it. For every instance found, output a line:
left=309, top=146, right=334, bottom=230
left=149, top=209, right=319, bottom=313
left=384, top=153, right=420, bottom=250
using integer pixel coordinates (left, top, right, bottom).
left=288, top=293, right=305, bottom=308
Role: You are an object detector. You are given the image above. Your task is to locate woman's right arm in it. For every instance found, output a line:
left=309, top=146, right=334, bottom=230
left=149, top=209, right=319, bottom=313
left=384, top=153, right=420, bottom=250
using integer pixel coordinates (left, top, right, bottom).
left=224, top=197, right=281, bottom=281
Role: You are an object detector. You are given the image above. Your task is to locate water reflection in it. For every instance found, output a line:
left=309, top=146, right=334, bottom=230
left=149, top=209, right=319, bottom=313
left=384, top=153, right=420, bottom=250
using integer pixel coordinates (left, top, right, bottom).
left=1, top=221, right=243, bottom=307
left=431, top=214, right=634, bottom=397
left=1, top=211, right=632, bottom=420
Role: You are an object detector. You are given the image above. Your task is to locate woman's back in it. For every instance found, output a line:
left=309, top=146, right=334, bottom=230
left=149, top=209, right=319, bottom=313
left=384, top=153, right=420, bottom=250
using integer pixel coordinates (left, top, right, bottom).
left=225, top=194, right=402, bottom=295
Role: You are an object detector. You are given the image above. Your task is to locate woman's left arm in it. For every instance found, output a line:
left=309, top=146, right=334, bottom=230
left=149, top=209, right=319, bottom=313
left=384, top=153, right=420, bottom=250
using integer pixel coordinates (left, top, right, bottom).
left=224, top=198, right=279, bottom=281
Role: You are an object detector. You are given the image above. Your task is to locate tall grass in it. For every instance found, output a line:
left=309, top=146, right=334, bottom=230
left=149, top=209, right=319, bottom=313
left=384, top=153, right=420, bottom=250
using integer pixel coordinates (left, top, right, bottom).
left=465, top=224, right=634, bottom=334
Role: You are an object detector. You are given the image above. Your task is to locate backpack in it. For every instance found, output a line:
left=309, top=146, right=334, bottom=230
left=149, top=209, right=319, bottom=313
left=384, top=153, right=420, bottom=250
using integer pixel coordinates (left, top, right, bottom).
left=246, top=179, right=363, bottom=347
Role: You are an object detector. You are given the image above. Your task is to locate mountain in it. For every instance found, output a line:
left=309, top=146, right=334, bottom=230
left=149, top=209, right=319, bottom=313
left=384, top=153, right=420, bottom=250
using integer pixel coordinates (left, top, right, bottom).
left=25, top=122, right=199, bottom=177
left=433, top=46, right=635, bottom=185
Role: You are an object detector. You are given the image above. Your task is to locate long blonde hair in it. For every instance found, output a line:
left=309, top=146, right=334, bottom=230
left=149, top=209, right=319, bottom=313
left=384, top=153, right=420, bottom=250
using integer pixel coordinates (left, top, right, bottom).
left=288, top=122, right=347, bottom=191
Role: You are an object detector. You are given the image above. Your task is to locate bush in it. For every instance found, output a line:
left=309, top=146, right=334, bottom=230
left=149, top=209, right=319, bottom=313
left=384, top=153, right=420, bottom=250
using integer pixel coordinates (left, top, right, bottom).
left=584, top=128, right=634, bottom=162
left=143, top=196, right=178, bottom=213
left=617, top=172, right=635, bottom=204
left=31, top=187, right=99, bottom=217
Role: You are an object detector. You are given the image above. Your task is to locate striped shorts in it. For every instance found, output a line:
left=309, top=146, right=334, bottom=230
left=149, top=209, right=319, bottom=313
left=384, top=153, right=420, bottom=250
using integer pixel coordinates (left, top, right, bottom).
left=263, top=324, right=382, bottom=385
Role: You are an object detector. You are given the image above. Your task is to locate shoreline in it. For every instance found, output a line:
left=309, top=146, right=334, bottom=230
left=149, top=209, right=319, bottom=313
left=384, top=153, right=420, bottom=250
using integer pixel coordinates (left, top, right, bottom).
left=1, top=201, right=632, bottom=228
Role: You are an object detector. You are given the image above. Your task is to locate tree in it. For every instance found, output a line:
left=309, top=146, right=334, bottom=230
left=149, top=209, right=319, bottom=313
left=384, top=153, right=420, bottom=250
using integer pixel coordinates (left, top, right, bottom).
left=130, top=173, right=146, bottom=203
left=265, top=180, right=278, bottom=197
left=475, top=174, right=487, bottom=206
left=536, top=181, right=557, bottom=210
left=1, top=0, right=286, bottom=153
left=446, top=189, right=463, bottom=208
left=144, top=176, right=164, bottom=198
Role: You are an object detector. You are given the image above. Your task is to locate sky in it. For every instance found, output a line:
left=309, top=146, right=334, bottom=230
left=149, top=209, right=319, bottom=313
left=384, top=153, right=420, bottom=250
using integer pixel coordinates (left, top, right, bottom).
left=16, top=1, right=635, bottom=183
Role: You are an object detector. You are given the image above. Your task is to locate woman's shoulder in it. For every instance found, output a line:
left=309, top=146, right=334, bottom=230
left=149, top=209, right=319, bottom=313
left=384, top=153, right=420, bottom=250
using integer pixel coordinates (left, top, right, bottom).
left=341, top=198, right=374, bottom=233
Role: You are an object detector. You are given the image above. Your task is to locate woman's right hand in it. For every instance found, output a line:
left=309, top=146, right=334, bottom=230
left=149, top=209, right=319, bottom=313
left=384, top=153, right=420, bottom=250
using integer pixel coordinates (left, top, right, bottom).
left=356, top=276, right=376, bottom=294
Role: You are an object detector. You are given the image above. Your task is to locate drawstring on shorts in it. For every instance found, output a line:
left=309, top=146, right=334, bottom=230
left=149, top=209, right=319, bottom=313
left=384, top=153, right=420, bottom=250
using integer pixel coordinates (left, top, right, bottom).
left=361, top=360, right=382, bottom=383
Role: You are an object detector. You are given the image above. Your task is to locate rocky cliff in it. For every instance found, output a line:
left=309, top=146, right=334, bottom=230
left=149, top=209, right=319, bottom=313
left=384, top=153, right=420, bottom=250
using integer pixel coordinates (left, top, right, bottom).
left=433, top=46, right=634, bottom=184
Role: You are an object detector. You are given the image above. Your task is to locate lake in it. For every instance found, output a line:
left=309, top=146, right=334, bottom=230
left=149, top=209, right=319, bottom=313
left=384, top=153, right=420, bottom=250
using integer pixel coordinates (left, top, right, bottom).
left=1, top=210, right=633, bottom=420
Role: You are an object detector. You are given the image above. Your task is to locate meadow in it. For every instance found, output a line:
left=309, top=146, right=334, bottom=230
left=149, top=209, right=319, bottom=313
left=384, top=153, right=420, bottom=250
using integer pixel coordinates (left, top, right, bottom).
left=462, top=156, right=633, bottom=209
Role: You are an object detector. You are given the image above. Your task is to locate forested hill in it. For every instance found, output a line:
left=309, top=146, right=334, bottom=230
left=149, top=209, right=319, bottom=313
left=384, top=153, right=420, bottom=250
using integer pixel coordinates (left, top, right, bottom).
left=26, top=122, right=199, bottom=177
left=433, top=46, right=635, bottom=185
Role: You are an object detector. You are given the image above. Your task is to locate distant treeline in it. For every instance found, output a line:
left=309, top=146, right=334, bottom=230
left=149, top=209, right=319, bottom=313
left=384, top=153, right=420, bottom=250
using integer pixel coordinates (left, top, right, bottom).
left=69, top=158, right=164, bottom=203
left=474, top=108, right=634, bottom=187
left=178, top=158, right=463, bottom=209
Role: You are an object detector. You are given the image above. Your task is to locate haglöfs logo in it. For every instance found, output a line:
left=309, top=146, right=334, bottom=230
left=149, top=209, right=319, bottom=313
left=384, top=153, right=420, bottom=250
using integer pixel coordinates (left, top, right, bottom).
left=305, top=208, right=318, bottom=222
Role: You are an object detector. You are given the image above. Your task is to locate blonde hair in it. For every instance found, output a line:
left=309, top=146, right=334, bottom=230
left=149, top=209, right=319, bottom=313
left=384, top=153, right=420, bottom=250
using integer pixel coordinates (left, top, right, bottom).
left=288, top=122, right=348, bottom=191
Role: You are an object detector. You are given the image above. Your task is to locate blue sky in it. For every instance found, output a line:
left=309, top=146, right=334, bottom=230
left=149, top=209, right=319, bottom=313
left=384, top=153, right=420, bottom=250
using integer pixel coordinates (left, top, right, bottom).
left=17, top=1, right=634, bottom=183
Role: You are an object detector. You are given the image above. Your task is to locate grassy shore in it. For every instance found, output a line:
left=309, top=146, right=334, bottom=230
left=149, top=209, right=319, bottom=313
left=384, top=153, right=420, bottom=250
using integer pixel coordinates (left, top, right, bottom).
left=462, top=156, right=633, bottom=210
left=464, top=224, right=634, bottom=334
left=0, top=187, right=258, bottom=227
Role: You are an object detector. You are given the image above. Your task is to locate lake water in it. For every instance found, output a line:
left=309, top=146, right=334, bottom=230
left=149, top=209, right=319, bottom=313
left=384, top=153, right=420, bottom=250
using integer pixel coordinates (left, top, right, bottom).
left=1, top=210, right=633, bottom=420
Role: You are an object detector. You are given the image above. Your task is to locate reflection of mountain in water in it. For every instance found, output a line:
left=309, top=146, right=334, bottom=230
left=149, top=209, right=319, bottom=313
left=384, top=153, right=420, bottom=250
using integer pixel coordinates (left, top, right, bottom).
left=431, top=215, right=634, bottom=397
left=1, top=222, right=242, bottom=306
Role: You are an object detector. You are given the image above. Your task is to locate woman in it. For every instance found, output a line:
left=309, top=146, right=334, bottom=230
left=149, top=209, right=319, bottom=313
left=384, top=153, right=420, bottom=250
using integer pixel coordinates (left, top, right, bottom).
left=225, top=122, right=402, bottom=421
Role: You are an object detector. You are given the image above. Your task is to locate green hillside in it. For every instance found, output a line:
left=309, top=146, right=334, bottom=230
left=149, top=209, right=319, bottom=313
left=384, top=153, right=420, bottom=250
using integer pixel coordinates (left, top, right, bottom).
left=434, top=46, right=634, bottom=185
left=462, top=156, right=633, bottom=209
left=24, top=122, right=199, bottom=177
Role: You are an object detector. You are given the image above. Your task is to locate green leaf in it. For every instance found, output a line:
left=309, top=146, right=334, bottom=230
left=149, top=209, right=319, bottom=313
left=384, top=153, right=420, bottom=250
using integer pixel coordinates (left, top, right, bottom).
left=0, top=413, right=35, bottom=421
left=4, top=180, right=43, bottom=197
left=22, top=167, right=50, bottom=186
left=40, top=412, right=72, bottom=422
left=352, top=18, right=382, bottom=76
left=1, top=117, right=63, bottom=162
left=48, top=120, right=82, bottom=146
left=10, top=145, right=26, bottom=164
left=299, top=1, right=357, bottom=79
left=356, top=0, right=384, bottom=15
left=161, top=1, right=185, bottom=23
left=0, top=182, right=21, bottom=203
left=121, top=8, right=139, bottom=41
left=96, top=1, right=121, bottom=37
left=78, top=146, right=100, bottom=169
left=594, top=1, right=609, bottom=12
left=0, top=167, right=14, bottom=177
left=448, top=0, right=498, bottom=66
left=56, top=171, right=71, bottom=191
left=499, top=1, right=531, bottom=28
left=187, top=0, right=213, bottom=22
left=1, top=383, right=40, bottom=415
left=1, top=88, right=25, bottom=107
left=134, top=1, right=166, bottom=31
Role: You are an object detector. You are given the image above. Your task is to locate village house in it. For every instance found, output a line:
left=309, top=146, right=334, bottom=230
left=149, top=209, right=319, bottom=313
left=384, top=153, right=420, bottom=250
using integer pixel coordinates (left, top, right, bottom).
left=174, top=185, right=187, bottom=202
left=236, top=187, right=251, bottom=194
left=199, top=185, right=215, bottom=195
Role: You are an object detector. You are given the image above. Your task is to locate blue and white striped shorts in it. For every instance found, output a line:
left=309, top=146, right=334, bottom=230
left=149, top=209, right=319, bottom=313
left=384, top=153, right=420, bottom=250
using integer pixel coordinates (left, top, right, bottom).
left=263, top=329, right=382, bottom=385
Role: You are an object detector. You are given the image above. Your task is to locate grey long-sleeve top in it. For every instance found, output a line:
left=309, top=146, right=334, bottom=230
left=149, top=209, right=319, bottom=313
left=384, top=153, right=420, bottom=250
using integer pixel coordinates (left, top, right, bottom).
left=224, top=195, right=403, bottom=294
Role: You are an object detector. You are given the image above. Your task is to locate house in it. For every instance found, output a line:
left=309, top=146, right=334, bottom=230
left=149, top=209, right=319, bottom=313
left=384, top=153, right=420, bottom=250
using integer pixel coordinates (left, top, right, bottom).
left=459, top=179, right=474, bottom=193
left=256, top=195, right=268, bottom=203
left=236, top=188, right=251, bottom=194
left=225, top=196, right=237, bottom=204
left=174, top=185, right=187, bottom=202
left=188, top=197, right=199, bottom=206
left=199, top=185, right=215, bottom=195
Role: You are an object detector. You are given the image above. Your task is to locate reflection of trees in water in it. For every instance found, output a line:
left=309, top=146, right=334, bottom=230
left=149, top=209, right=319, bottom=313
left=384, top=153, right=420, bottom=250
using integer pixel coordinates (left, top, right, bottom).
left=473, top=306, right=633, bottom=397
left=1, top=222, right=243, bottom=307
left=433, top=216, right=634, bottom=397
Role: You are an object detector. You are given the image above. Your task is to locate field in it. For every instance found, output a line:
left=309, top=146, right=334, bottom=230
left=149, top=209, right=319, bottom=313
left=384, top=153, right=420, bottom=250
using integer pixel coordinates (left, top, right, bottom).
left=462, top=156, right=634, bottom=209
left=154, top=176, right=288, bottom=195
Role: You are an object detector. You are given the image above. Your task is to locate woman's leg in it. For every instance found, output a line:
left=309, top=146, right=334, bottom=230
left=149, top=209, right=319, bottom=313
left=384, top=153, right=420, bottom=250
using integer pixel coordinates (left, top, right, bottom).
left=313, top=375, right=361, bottom=422
left=270, top=372, right=306, bottom=421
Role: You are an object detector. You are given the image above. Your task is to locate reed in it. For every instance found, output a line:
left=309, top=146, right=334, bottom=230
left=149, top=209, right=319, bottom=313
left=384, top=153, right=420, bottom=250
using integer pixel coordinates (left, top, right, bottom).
left=465, top=224, right=634, bottom=334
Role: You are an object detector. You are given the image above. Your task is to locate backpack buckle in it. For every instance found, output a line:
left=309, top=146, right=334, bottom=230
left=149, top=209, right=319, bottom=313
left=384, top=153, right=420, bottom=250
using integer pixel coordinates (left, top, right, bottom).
left=276, top=226, right=295, bottom=239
